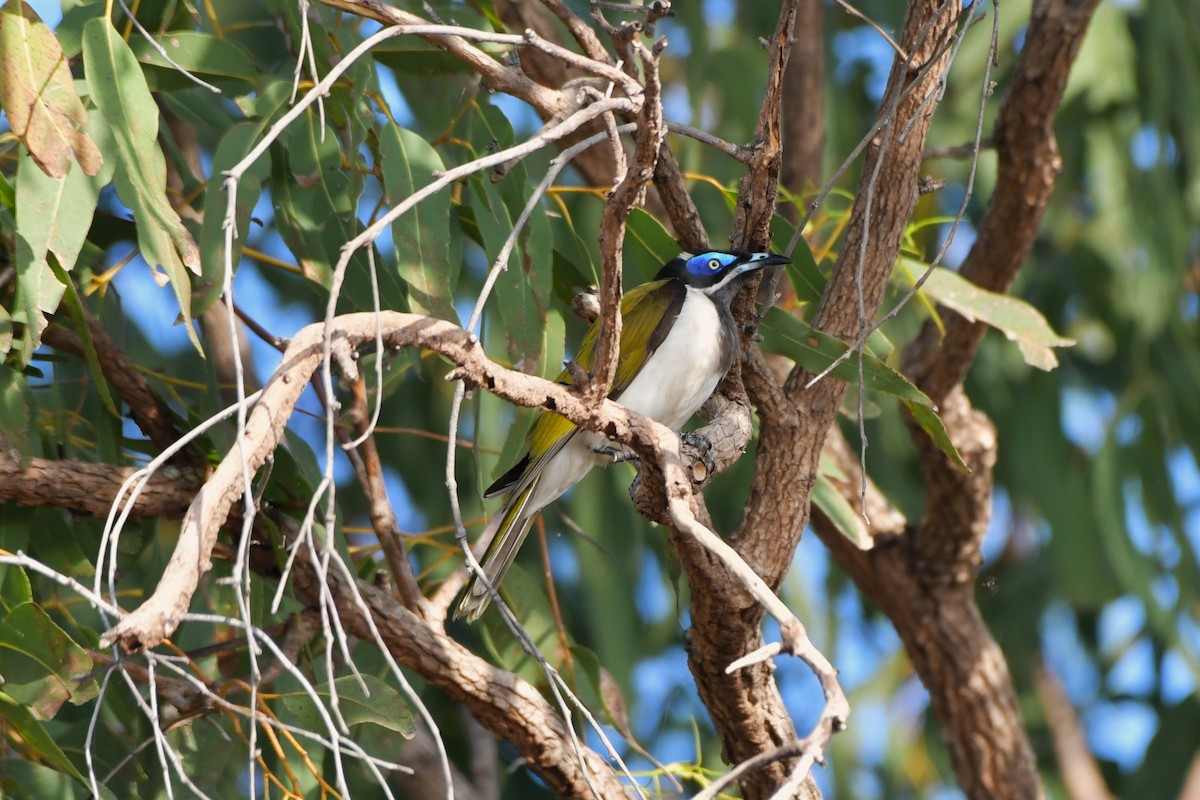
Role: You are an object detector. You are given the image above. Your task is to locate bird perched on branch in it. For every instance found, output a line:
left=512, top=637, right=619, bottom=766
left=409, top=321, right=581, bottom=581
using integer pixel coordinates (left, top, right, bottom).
left=455, top=249, right=790, bottom=622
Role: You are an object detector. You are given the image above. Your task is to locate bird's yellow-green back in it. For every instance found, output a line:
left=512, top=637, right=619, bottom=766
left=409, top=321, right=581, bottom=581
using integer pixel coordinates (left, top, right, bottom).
left=523, top=280, right=680, bottom=461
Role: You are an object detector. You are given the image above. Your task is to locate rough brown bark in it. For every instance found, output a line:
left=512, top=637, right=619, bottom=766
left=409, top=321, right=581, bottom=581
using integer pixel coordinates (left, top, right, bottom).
left=494, top=0, right=701, bottom=237
left=781, top=0, right=825, bottom=207
left=680, top=3, right=964, bottom=797
left=804, top=2, right=1102, bottom=799
left=814, top=387, right=1046, bottom=800
left=0, top=454, right=201, bottom=519
left=10, top=2, right=1104, bottom=798
left=904, top=0, right=1103, bottom=400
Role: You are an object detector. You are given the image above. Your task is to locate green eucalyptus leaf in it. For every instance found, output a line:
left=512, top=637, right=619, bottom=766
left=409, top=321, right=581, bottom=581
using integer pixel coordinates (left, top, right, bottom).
left=914, top=264, right=1075, bottom=370
left=280, top=675, right=415, bottom=738
left=0, top=691, right=86, bottom=784
left=0, top=602, right=97, bottom=718
left=813, top=471, right=869, bottom=549
left=379, top=123, right=457, bottom=320
left=129, top=31, right=256, bottom=90
left=479, top=563, right=562, bottom=683
left=625, top=209, right=679, bottom=282
left=758, top=307, right=929, bottom=405
left=45, top=255, right=118, bottom=418
left=759, top=307, right=967, bottom=469
left=196, top=123, right=272, bottom=314
left=82, top=18, right=201, bottom=352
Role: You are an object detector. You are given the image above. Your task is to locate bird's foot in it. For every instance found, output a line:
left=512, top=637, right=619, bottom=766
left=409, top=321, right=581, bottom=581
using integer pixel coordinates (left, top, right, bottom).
left=592, top=444, right=638, bottom=464
left=680, top=431, right=716, bottom=484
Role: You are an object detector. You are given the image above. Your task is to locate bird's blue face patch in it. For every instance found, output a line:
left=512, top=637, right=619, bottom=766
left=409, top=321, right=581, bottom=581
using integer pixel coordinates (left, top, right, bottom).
left=684, top=251, right=739, bottom=278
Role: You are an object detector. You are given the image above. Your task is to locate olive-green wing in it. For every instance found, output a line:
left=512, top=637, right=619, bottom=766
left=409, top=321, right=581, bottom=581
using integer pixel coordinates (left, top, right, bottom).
left=485, top=280, right=686, bottom=498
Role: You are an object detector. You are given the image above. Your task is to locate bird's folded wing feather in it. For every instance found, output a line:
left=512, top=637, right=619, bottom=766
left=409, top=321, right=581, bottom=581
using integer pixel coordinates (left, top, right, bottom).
left=484, top=280, right=685, bottom=497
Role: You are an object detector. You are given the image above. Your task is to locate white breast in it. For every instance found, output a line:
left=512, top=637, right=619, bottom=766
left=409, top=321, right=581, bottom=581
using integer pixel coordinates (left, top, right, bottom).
left=523, top=289, right=728, bottom=513
left=617, top=287, right=727, bottom=430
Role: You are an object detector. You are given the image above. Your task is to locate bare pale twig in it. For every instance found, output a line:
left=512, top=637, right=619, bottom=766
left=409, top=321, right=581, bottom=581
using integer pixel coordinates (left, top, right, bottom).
left=97, top=307, right=842, bottom=793
left=833, top=0, right=908, bottom=60
left=666, top=121, right=750, bottom=163
left=540, top=0, right=611, bottom=62
left=588, top=38, right=665, bottom=404
left=731, top=0, right=799, bottom=250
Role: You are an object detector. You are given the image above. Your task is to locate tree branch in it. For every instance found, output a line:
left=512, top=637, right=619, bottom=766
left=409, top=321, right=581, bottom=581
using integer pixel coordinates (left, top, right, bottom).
left=780, top=0, right=825, bottom=212
left=1035, top=659, right=1115, bottom=800
left=43, top=319, right=190, bottom=459
left=0, top=454, right=201, bottom=520
left=588, top=39, right=665, bottom=403
left=678, top=3, right=964, bottom=797
left=904, top=0, right=1103, bottom=401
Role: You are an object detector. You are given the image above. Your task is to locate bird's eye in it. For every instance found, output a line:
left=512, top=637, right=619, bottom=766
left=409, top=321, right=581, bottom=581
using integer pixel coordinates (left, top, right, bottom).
left=707, top=258, right=722, bottom=271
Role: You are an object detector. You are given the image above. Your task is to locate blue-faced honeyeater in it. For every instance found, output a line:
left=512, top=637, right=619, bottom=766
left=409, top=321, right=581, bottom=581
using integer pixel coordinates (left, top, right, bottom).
left=455, top=249, right=791, bottom=621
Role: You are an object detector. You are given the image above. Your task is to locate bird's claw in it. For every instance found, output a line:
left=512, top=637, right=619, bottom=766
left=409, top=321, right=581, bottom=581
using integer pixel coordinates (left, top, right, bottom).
left=592, top=444, right=638, bottom=464
left=680, top=431, right=716, bottom=484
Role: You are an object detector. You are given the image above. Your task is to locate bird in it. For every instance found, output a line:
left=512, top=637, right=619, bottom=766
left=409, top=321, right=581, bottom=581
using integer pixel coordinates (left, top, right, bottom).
left=455, top=249, right=791, bottom=622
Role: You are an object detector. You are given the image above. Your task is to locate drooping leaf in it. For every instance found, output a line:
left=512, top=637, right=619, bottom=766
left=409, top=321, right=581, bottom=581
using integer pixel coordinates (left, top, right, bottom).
left=549, top=200, right=600, bottom=303
left=46, top=256, right=119, bottom=418
left=0, top=691, right=86, bottom=784
left=10, top=139, right=105, bottom=361
left=759, top=307, right=932, bottom=406
left=903, top=399, right=969, bottom=472
left=0, top=1, right=103, bottom=179
left=11, top=234, right=63, bottom=366
left=270, top=112, right=369, bottom=294
left=463, top=104, right=552, bottom=371
left=813, top=471, right=870, bottom=549
left=488, top=308, right=567, bottom=485
left=0, top=757, right=117, bottom=800
left=0, top=367, right=35, bottom=468
left=782, top=229, right=826, bottom=304
left=479, top=562, right=563, bottom=683
left=759, top=307, right=967, bottom=469
left=754, top=214, right=815, bottom=315
left=379, top=123, right=457, bottom=320
left=915, top=264, right=1075, bottom=370
left=15, top=140, right=105, bottom=274
left=0, top=602, right=97, bottom=719
left=82, top=18, right=201, bottom=350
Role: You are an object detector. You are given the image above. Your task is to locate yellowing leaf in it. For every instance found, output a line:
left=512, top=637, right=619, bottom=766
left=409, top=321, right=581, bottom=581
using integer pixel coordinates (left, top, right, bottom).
left=0, top=0, right=103, bottom=179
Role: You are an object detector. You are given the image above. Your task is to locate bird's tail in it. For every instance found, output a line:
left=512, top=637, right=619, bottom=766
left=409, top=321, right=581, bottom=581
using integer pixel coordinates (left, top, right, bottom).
left=453, top=479, right=538, bottom=622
